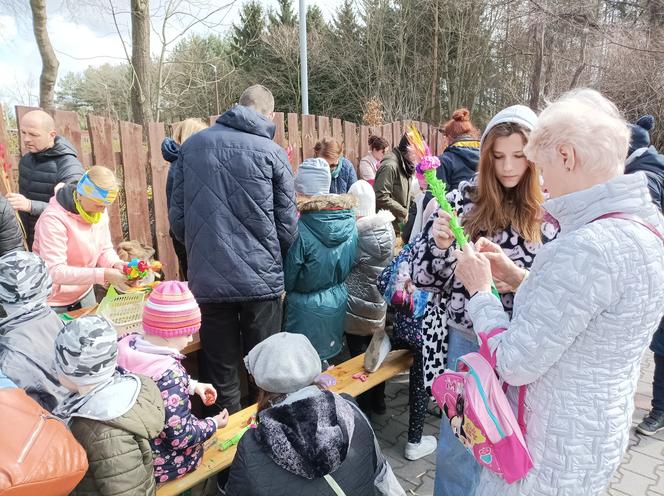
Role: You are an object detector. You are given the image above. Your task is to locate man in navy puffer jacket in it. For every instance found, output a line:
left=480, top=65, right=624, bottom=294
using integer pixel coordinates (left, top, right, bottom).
left=169, top=85, right=298, bottom=415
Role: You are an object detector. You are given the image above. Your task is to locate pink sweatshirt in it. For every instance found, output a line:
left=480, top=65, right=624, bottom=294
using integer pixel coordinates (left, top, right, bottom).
left=33, top=184, right=121, bottom=307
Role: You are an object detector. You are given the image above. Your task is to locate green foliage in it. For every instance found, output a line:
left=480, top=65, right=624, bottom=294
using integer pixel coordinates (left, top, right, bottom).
left=269, top=0, right=297, bottom=28
left=231, top=1, right=266, bottom=68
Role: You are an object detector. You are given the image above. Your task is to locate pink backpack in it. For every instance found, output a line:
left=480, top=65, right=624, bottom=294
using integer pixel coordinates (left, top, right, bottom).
left=431, top=328, right=533, bottom=484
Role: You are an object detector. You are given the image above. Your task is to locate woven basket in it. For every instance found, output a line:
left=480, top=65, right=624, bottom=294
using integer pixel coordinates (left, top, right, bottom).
left=97, top=289, right=145, bottom=335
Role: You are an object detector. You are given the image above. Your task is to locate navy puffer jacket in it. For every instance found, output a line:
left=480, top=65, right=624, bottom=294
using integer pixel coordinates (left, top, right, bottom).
left=436, top=138, right=480, bottom=191
left=169, top=105, right=298, bottom=303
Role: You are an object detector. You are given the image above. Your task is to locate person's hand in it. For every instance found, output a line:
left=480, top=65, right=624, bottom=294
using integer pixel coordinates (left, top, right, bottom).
left=453, top=243, right=492, bottom=296
left=432, top=210, right=455, bottom=250
left=214, top=409, right=229, bottom=429
left=6, top=193, right=31, bottom=212
left=103, top=268, right=131, bottom=292
left=195, top=382, right=217, bottom=406
left=475, top=237, right=527, bottom=292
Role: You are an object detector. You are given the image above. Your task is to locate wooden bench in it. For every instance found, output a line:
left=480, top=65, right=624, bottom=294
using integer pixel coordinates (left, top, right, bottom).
left=156, top=349, right=413, bottom=496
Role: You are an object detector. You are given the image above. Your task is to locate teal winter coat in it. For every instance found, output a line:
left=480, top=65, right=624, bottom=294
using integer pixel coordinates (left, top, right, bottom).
left=283, top=194, right=358, bottom=360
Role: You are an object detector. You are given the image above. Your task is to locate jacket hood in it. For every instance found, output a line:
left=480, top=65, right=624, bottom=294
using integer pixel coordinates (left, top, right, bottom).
left=116, top=334, right=181, bottom=382
left=218, top=105, right=276, bottom=140
left=445, top=144, right=480, bottom=170
left=35, top=136, right=78, bottom=160
left=298, top=195, right=357, bottom=248
left=356, top=210, right=395, bottom=262
left=625, top=146, right=664, bottom=177
left=161, top=137, right=180, bottom=163
left=255, top=387, right=356, bottom=479
left=55, top=182, right=78, bottom=214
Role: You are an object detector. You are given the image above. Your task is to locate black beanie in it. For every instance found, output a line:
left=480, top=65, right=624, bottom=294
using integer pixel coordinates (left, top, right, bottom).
left=629, top=115, right=655, bottom=155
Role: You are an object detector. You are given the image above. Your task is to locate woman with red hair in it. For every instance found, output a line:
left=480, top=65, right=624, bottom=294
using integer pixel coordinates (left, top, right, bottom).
left=437, top=108, right=481, bottom=191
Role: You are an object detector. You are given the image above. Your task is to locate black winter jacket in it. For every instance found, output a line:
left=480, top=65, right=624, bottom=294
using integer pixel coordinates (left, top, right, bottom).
left=226, top=388, right=379, bottom=496
left=0, top=195, right=24, bottom=256
left=18, top=136, right=84, bottom=247
left=169, top=105, right=298, bottom=303
left=625, top=146, right=664, bottom=212
left=436, top=139, right=480, bottom=192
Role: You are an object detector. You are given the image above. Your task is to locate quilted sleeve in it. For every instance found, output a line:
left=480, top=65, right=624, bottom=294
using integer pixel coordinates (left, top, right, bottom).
left=0, top=195, right=24, bottom=256
left=168, top=155, right=185, bottom=244
left=272, top=150, right=298, bottom=258
left=283, top=233, right=304, bottom=293
left=467, top=236, right=614, bottom=386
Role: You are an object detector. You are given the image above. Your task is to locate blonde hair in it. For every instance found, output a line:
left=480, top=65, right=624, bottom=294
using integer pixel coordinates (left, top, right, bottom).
left=87, top=165, right=118, bottom=191
left=117, top=240, right=155, bottom=262
left=314, top=137, right=343, bottom=164
left=524, top=88, right=629, bottom=176
left=173, top=118, right=207, bottom=145
left=239, top=84, right=275, bottom=116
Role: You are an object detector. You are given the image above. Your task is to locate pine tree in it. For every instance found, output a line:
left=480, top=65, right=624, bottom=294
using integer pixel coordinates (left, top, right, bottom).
left=231, top=1, right=266, bottom=67
left=306, top=5, right=326, bottom=33
left=268, top=0, right=296, bottom=28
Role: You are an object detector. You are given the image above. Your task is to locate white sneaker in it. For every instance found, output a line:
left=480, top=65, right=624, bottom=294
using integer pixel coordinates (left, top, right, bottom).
left=404, top=435, right=437, bottom=461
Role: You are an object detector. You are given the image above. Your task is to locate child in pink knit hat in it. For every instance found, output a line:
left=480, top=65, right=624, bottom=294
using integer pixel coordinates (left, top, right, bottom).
left=117, top=281, right=229, bottom=483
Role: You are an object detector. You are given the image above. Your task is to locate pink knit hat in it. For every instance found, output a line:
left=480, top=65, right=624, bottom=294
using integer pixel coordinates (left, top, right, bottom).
left=142, top=281, right=201, bottom=337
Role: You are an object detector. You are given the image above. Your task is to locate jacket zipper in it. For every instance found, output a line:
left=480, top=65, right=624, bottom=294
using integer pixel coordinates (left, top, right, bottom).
left=18, top=414, right=51, bottom=464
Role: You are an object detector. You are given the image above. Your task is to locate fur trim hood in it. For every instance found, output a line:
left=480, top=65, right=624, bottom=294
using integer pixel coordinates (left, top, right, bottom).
left=297, top=194, right=357, bottom=213
left=254, top=387, right=356, bottom=479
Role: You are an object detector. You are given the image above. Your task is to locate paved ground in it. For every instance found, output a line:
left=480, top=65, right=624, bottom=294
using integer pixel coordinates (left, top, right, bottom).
left=373, top=352, right=664, bottom=495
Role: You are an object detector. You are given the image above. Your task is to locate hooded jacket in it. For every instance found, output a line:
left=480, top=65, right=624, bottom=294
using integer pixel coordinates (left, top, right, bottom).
left=283, top=195, right=358, bottom=359
left=345, top=210, right=395, bottom=336
left=162, top=137, right=180, bottom=210
left=0, top=194, right=24, bottom=256
left=116, top=334, right=216, bottom=482
left=169, top=105, right=299, bottom=303
left=69, top=375, right=165, bottom=496
left=436, top=138, right=480, bottom=191
left=373, top=149, right=413, bottom=229
left=226, top=387, right=378, bottom=496
left=625, top=145, right=664, bottom=212
left=18, top=136, right=84, bottom=247
left=33, top=183, right=121, bottom=307
left=329, top=157, right=357, bottom=195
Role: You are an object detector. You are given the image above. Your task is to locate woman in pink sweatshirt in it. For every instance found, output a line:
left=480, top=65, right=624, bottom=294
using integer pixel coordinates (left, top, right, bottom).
left=33, top=166, right=128, bottom=313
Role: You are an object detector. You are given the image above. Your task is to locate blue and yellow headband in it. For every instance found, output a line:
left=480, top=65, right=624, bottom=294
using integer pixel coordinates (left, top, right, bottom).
left=76, top=172, right=118, bottom=206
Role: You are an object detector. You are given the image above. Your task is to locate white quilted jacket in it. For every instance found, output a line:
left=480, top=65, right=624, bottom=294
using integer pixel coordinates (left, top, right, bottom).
left=467, top=173, right=664, bottom=496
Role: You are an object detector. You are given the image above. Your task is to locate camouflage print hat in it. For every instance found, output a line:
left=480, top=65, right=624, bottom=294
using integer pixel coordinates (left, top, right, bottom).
left=0, top=251, right=52, bottom=304
left=55, top=316, right=118, bottom=387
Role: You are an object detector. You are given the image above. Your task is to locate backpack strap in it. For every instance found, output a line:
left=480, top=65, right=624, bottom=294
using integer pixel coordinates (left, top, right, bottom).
left=323, top=474, right=347, bottom=496
left=591, top=212, right=664, bottom=244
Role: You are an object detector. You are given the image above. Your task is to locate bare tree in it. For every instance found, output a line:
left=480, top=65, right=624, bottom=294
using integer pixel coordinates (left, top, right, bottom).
left=130, top=0, right=153, bottom=126
left=29, top=0, right=59, bottom=112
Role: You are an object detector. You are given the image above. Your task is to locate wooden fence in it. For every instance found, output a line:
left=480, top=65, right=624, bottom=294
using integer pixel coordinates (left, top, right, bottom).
left=0, top=104, right=443, bottom=280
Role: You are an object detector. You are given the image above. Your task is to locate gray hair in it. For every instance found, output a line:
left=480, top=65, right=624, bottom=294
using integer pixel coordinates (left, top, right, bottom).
left=239, top=84, right=275, bottom=116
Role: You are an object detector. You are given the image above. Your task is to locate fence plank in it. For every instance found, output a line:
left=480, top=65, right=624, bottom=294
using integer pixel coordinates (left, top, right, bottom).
left=287, top=113, right=301, bottom=171
left=148, top=122, right=179, bottom=280
left=272, top=112, right=286, bottom=148
left=359, top=125, right=370, bottom=160
left=317, top=115, right=331, bottom=140
left=15, top=105, right=41, bottom=155
left=119, top=121, right=151, bottom=247
left=87, top=115, right=123, bottom=246
left=381, top=124, right=392, bottom=147
left=392, top=121, right=402, bottom=146
left=53, top=110, right=84, bottom=164
left=436, top=129, right=447, bottom=155
left=332, top=118, right=343, bottom=144
left=421, top=123, right=429, bottom=148
left=301, top=114, right=316, bottom=160
left=344, top=121, right=359, bottom=169
left=0, top=104, right=16, bottom=193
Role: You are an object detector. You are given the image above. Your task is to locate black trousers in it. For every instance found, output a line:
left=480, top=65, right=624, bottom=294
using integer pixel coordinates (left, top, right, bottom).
left=199, top=298, right=282, bottom=415
left=169, top=230, right=188, bottom=280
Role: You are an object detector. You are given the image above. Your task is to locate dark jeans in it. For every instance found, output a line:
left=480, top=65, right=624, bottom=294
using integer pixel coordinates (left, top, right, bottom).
left=345, top=333, right=385, bottom=413
left=169, top=230, right=187, bottom=280
left=199, top=298, right=282, bottom=415
left=653, top=352, right=664, bottom=412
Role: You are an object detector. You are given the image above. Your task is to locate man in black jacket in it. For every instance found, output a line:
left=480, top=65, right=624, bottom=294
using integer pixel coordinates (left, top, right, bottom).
left=7, top=110, right=84, bottom=248
left=169, top=84, right=298, bottom=415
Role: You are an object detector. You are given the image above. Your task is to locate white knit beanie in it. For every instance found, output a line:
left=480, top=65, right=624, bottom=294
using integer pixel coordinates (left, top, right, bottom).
left=481, top=105, right=538, bottom=145
left=348, top=180, right=375, bottom=217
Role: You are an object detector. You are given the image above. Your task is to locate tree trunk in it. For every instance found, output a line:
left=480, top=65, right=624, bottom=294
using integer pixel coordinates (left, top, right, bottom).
left=29, top=0, right=58, bottom=112
left=569, top=31, right=588, bottom=90
left=130, top=0, right=153, bottom=127
left=430, top=0, right=439, bottom=123
left=528, top=23, right=544, bottom=111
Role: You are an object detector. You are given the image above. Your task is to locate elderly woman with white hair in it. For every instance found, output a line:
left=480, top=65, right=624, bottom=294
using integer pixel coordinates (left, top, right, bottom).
left=451, top=88, right=664, bottom=495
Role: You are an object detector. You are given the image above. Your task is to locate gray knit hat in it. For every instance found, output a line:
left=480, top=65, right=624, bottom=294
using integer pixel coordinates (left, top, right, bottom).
left=0, top=251, right=52, bottom=304
left=295, top=158, right=331, bottom=196
left=54, top=316, right=118, bottom=387
left=244, top=333, right=322, bottom=394
left=481, top=105, right=538, bottom=145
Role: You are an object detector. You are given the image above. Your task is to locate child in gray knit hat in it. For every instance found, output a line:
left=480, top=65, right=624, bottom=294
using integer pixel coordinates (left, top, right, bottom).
left=54, top=316, right=165, bottom=496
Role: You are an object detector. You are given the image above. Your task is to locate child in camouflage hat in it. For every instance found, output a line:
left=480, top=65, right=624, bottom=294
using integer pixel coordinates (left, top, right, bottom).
left=54, top=316, right=165, bottom=496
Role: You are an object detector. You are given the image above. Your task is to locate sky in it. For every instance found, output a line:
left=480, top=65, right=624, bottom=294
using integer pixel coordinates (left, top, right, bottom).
left=0, top=0, right=343, bottom=107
